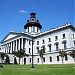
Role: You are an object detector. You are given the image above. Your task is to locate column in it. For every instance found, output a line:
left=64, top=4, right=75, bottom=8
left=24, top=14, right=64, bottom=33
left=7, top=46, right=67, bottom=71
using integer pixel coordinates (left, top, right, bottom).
left=13, top=41, right=14, bottom=52
left=19, top=39, right=20, bottom=50
left=1, top=45, right=3, bottom=52
left=6, top=44, right=7, bottom=53
left=11, top=42, right=13, bottom=53
left=7, top=43, right=9, bottom=53
left=5, top=44, right=7, bottom=53
left=16, top=40, right=17, bottom=51
left=9, top=42, right=11, bottom=53
left=4, top=45, right=6, bottom=53
left=8, top=43, right=9, bottom=53
left=23, top=38, right=26, bottom=49
left=26, top=39, right=28, bottom=53
left=9, top=43, right=11, bottom=53
left=22, top=38, right=23, bottom=49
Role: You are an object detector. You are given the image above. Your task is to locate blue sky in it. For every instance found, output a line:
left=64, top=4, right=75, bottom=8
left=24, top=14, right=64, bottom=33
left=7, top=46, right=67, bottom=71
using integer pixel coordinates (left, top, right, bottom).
left=0, top=0, right=74, bottom=41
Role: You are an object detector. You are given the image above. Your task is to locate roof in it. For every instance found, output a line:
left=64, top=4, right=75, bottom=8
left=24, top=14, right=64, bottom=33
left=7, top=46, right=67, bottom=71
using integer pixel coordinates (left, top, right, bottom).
left=1, top=23, right=75, bottom=43
left=0, top=31, right=33, bottom=43
left=34, top=23, right=75, bottom=38
left=24, top=12, right=42, bottom=29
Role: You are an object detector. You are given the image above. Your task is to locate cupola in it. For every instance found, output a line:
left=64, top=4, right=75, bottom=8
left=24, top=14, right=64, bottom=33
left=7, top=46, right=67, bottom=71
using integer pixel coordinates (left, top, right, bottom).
left=24, top=12, right=42, bottom=33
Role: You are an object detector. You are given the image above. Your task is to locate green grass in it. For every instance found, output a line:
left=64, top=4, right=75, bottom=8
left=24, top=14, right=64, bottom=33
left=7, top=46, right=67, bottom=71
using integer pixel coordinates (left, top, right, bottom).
left=0, top=64, right=75, bottom=75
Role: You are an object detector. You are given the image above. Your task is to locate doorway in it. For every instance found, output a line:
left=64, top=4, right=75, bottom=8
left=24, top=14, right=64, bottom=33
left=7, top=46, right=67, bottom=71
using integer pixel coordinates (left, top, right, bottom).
left=24, top=58, right=26, bottom=64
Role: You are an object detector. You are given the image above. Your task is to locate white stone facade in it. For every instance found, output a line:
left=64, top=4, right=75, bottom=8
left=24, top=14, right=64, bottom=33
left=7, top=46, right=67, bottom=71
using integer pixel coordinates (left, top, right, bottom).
left=0, top=13, right=75, bottom=64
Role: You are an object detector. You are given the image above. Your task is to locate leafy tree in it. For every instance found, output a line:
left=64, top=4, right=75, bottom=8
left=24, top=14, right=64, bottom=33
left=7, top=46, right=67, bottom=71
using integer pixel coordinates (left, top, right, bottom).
left=39, top=47, right=45, bottom=64
left=13, top=49, right=26, bottom=64
left=58, top=50, right=66, bottom=64
left=0, top=52, right=6, bottom=64
left=69, top=50, right=75, bottom=63
left=5, top=55, right=10, bottom=64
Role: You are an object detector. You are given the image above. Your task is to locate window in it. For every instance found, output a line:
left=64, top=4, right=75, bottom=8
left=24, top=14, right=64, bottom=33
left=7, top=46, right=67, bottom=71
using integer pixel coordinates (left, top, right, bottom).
left=63, top=42, right=67, bottom=49
left=29, top=41, right=31, bottom=45
left=57, top=56, right=59, bottom=61
left=74, top=41, right=75, bottom=48
left=56, top=43, right=59, bottom=50
left=28, top=28, right=29, bottom=32
left=43, top=57, right=45, bottom=62
left=65, top=54, right=68, bottom=61
left=36, top=47, right=39, bottom=53
left=48, top=38, right=51, bottom=42
left=30, top=58, right=31, bottom=63
left=73, top=34, right=74, bottom=38
left=55, top=36, right=58, bottom=41
left=48, top=45, right=51, bottom=52
left=42, top=46, right=45, bottom=52
left=37, top=58, right=39, bottom=63
left=37, top=41, right=39, bottom=45
left=33, top=27, right=35, bottom=32
left=42, top=39, right=45, bottom=44
left=29, top=48, right=31, bottom=53
left=32, top=19, right=34, bottom=21
left=37, top=27, right=39, bottom=32
left=62, top=34, right=66, bottom=39
left=50, top=57, right=52, bottom=62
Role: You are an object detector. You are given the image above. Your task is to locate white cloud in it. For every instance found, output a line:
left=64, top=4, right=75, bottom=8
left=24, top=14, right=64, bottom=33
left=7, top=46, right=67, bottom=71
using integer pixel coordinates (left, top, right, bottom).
left=19, top=10, right=28, bottom=13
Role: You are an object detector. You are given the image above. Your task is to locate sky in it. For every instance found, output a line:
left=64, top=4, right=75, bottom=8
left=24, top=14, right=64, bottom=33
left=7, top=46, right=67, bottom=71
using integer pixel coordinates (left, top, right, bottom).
left=0, top=0, right=74, bottom=41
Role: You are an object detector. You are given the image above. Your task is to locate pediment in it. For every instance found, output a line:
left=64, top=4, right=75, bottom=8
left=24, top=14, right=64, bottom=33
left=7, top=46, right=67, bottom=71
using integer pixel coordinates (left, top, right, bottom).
left=4, top=34, right=17, bottom=41
left=1, top=32, right=20, bottom=42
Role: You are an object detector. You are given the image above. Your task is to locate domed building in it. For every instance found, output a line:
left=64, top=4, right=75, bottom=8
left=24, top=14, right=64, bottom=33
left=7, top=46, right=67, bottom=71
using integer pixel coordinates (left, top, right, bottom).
left=0, top=12, right=75, bottom=64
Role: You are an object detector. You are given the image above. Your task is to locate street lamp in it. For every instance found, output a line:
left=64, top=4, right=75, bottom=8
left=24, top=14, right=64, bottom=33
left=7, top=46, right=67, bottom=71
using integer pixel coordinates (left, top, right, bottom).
left=31, top=37, right=34, bottom=68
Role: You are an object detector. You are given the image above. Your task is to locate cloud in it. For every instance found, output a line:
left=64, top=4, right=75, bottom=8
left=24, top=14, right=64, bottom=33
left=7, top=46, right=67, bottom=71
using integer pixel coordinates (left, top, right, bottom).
left=19, top=10, right=28, bottom=13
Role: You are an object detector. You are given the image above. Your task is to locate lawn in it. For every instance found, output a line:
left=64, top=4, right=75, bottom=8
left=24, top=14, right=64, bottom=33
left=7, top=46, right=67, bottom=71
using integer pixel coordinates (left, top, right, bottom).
left=0, top=64, right=75, bottom=75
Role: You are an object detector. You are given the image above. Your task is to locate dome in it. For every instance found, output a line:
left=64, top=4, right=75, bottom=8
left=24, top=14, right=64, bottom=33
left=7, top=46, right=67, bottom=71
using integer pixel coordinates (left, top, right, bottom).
left=24, top=12, right=42, bottom=29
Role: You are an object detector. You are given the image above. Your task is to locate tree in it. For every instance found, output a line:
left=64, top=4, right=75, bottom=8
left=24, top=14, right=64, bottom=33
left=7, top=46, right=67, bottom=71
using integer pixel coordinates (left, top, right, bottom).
left=5, top=55, right=10, bottom=64
left=0, top=52, right=6, bottom=64
left=13, top=49, right=26, bottom=64
left=69, top=50, right=75, bottom=63
left=0, top=52, right=10, bottom=64
left=39, top=46, right=45, bottom=64
left=58, top=49, right=66, bottom=64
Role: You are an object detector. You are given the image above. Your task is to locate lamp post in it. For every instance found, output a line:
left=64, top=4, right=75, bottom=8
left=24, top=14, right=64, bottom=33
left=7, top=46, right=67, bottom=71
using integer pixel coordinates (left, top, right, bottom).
left=31, top=37, right=34, bottom=68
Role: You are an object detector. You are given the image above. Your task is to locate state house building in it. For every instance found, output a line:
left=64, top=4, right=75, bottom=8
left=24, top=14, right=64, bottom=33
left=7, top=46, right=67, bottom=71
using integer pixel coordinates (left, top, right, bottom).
left=0, top=12, right=75, bottom=64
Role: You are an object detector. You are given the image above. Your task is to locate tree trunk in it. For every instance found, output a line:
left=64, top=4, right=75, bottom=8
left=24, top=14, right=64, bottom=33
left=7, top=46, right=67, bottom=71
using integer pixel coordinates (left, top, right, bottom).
left=61, top=57, right=64, bottom=64
left=22, top=57, right=23, bottom=65
left=74, top=57, right=75, bottom=63
left=1, top=58, right=3, bottom=65
left=41, top=57, right=43, bottom=64
left=19, top=57, right=20, bottom=64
